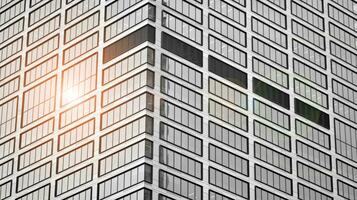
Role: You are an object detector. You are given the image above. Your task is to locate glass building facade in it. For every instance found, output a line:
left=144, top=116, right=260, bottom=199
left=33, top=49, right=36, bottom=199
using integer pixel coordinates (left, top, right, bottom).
left=0, top=0, right=357, bottom=199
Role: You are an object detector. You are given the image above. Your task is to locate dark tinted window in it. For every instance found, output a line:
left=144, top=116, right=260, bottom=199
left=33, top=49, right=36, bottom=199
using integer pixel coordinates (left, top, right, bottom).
left=208, top=56, right=247, bottom=89
left=253, top=77, right=290, bottom=109
left=294, top=98, right=330, bottom=129
left=103, top=25, right=155, bottom=63
left=161, top=32, right=203, bottom=67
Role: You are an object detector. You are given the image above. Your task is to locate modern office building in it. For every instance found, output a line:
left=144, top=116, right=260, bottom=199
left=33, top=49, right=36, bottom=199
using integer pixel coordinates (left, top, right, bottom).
left=0, top=0, right=357, bottom=199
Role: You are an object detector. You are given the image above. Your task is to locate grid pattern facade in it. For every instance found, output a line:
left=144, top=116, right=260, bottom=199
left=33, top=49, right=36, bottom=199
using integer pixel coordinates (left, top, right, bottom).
left=0, top=0, right=357, bottom=199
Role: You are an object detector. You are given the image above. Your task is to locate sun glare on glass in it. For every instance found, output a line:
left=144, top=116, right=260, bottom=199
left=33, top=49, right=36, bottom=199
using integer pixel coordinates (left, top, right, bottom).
left=63, top=88, right=78, bottom=103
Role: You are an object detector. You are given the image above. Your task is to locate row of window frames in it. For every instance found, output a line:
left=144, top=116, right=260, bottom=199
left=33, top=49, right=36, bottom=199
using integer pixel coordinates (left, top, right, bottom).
left=160, top=99, right=202, bottom=133
left=160, top=10, right=250, bottom=48
left=252, top=30, right=357, bottom=72
left=159, top=145, right=203, bottom=179
left=157, top=140, right=307, bottom=180
left=160, top=76, right=202, bottom=110
left=159, top=122, right=203, bottom=156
